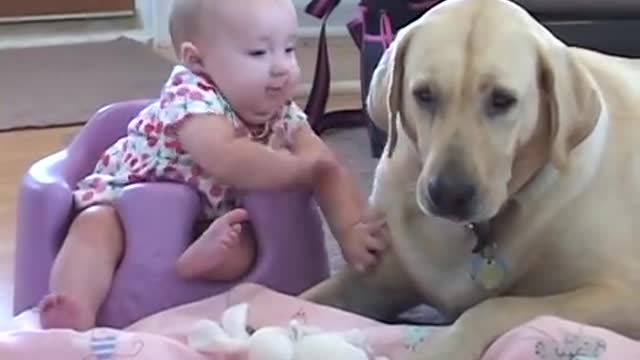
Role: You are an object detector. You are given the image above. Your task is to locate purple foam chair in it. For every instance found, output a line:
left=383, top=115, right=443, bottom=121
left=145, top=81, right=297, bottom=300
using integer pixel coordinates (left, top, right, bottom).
left=14, top=99, right=330, bottom=329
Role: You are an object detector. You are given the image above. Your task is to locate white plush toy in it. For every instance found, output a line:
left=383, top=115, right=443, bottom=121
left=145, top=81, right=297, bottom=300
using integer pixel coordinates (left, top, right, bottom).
left=187, top=303, right=389, bottom=360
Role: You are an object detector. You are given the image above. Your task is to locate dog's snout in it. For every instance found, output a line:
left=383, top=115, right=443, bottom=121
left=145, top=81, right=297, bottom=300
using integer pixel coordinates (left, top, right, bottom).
left=426, top=176, right=476, bottom=220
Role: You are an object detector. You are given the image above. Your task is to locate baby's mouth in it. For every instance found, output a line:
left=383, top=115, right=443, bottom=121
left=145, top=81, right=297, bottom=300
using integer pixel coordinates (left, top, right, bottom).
left=266, top=86, right=283, bottom=95
left=266, top=81, right=290, bottom=95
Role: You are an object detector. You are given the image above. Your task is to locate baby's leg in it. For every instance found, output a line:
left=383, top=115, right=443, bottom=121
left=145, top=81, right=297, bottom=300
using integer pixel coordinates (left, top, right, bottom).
left=177, top=208, right=256, bottom=281
left=39, top=205, right=124, bottom=330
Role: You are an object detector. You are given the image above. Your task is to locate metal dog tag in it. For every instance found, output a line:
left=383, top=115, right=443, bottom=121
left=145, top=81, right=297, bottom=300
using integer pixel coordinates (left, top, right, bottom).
left=469, top=253, right=506, bottom=291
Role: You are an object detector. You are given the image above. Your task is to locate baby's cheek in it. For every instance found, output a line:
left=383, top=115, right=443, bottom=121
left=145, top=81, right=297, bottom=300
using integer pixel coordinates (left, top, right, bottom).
left=287, top=70, right=303, bottom=98
left=290, top=65, right=302, bottom=85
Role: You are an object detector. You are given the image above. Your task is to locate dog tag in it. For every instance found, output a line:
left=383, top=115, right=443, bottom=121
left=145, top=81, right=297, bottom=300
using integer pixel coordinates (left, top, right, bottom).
left=469, top=255, right=506, bottom=291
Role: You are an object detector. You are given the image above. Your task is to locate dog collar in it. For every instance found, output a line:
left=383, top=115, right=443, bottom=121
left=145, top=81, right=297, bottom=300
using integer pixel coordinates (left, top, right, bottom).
left=467, top=222, right=491, bottom=254
left=465, top=200, right=519, bottom=291
left=466, top=199, right=519, bottom=256
left=466, top=222, right=506, bottom=291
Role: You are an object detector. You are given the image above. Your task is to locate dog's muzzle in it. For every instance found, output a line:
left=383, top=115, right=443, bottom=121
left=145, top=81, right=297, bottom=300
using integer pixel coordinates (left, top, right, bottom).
left=423, top=175, right=478, bottom=222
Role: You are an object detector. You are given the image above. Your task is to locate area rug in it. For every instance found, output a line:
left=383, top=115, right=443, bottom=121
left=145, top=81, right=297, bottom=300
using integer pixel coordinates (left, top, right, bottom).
left=0, top=37, right=175, bottom=131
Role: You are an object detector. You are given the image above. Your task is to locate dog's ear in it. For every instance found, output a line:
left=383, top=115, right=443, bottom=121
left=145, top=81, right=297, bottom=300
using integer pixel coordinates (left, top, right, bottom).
left=366, top=42, right=394, bottom=133
left=537, top=39, right=601, bottom=170
left=366, top=24, right=417, bottom=158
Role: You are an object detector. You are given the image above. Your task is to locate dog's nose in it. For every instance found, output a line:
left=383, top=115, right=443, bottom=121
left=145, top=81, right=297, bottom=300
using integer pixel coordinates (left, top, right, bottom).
left=426, top=176, right=476, bottom=220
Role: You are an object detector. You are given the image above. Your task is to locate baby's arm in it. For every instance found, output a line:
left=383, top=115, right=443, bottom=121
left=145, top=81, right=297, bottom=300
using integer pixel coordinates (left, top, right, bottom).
left=291, top=123, right=360, bottom=225
left=178, top=114, right=315, bottom=190
left=292, top=123, right=387, bottom=269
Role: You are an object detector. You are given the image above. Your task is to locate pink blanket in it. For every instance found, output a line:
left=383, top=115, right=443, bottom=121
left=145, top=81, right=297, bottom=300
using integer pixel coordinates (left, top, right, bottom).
left=2, top=283, right=638, bottom=359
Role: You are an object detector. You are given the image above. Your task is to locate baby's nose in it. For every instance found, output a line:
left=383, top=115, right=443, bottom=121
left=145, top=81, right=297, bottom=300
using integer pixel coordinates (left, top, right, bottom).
left=271, top=63, right=289, bottom=77
left=271, top=57, right=297, bottom=77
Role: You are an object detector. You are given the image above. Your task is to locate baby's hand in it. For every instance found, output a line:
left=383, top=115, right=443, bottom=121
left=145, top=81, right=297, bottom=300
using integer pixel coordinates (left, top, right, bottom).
left=339, top=207, right=389, bottom=272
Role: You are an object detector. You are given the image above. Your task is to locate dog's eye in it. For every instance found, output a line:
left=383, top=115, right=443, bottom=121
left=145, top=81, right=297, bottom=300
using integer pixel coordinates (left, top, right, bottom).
left=488, top=89, right=517, bottom=115
left=413, top=87, right=437, bottom=111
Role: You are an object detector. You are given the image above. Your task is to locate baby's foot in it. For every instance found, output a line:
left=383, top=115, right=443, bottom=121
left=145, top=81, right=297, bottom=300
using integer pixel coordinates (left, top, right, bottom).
left=177, top=208, right=253, bottom=280
left=39, top=293, right=94, bottom=330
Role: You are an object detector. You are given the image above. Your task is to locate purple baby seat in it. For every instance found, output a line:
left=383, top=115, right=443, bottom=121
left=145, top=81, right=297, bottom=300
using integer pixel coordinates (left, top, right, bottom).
left=13, top=99, right=330, bottom=328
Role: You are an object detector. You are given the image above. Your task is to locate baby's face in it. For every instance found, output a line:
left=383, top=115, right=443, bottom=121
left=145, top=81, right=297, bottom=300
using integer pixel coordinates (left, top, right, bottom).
left=198, top=0, right=301, bottom=124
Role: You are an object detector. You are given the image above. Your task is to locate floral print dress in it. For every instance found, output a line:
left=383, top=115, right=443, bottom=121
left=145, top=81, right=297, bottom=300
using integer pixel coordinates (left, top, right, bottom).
left=73, top=65, right=307, bottom=219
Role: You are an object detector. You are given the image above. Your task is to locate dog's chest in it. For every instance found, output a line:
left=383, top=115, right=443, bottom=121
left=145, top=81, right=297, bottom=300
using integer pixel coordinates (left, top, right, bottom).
left=390, top=214, right=503, bottom=314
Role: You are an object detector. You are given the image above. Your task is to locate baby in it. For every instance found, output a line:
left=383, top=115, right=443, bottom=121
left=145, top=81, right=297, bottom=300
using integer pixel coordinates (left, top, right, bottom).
left=38, top=0, right=387, bottom=330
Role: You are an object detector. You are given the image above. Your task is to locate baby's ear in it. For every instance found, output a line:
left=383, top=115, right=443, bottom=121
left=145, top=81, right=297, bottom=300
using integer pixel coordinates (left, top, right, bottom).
left=180, top=42, right=204, bottom=69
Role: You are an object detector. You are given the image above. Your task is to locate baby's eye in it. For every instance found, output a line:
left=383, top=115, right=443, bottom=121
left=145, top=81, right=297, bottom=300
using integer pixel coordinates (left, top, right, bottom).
left=248, top=49, right=267, bottom=57
left=285, top=46, right=296, bottom=53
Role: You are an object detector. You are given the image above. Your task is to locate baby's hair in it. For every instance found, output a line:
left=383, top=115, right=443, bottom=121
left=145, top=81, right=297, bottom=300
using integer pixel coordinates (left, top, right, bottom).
left=169, top=0, right=296, bottom=57
left=168, top=0, right=205, bottom=55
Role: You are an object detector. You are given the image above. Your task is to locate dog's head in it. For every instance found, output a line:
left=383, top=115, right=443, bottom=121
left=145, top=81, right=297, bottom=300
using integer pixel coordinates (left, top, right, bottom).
left=367, top=0, right=601, bottom=223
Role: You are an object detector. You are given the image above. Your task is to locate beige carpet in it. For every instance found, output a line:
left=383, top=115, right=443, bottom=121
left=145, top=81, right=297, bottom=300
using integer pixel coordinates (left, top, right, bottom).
left=0, top=37, right=175, bottom=131
left=0, top=36, right=360, bottom=132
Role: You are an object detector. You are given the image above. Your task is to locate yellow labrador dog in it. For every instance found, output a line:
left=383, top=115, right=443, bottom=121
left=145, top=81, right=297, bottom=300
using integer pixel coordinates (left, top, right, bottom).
left=302, top=0, right=640, bottom=358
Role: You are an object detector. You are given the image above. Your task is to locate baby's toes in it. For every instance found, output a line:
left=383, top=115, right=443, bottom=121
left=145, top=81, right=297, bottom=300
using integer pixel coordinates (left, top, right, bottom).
left=218, top=234, right=236, bottom=248
left=231, top=224, right=242, bottom=233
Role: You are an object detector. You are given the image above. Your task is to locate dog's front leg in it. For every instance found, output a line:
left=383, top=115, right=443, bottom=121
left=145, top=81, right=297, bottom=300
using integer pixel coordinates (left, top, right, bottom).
left=300, top=252, right=421, bottom=322
left=407, top=282, right=639, bottom=360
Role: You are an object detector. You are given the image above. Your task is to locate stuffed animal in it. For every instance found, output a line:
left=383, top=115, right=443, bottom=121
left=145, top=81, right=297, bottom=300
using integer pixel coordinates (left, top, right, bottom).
left=187, top=303, right=389, bottom=360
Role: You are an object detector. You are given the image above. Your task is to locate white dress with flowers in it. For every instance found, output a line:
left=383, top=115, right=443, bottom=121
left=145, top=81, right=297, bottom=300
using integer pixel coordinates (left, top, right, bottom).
left=73, top=65, right=307, bottom=219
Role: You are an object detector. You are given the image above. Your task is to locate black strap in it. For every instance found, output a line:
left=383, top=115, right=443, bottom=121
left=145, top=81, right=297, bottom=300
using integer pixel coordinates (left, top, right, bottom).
left=305, top=0, right=342, bottom=19
left=303, top=0, right=339, bottom=134
left=304, top=0, right=366, bottom=135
